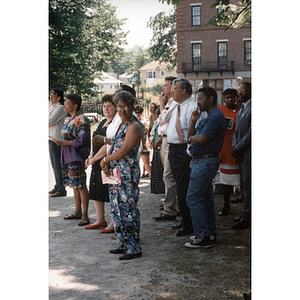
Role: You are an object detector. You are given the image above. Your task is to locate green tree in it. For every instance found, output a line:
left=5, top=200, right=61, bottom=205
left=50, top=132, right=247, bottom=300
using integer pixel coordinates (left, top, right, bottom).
left=158, top=0, right=181, bottom=5
left=49, top=0, right=127, bottom=95
left=206, top=0, right=251, bottom=30
left=147, top=8, right=177, bottom=70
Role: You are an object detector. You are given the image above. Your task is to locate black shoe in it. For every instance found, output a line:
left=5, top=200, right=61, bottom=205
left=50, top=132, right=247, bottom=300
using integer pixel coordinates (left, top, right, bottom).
left=109, top=248, right=126, bottom=254
left=176, top=228, right=194, bottom=236
left=231, top=197, right=243, bottom=204
left=231, top=220, right=250, bottom=230
left=234, top=216, right=242, bottom=222
left=153, top=213, right=176, bottom=221
left=185, top=236, right=213, bottom=248
left=119, top=252, right=142, bottom=260
left=243, top=292, right=251, bottom=300
left=218, top=207, right=230, bottom=216
left=190, top=233, right=217, bottom=244
left=171, top=223, right=182, bottom=230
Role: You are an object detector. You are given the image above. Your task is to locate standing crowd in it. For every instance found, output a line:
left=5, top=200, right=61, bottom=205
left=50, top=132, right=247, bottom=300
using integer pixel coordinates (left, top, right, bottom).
left=49, top=79, right=251, bottom=259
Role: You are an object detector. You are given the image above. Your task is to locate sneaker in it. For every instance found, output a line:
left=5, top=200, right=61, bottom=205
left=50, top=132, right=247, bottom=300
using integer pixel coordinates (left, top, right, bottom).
left=185, top=236, right=214, bottom=248
left=190, top=234, right=217, bottom=244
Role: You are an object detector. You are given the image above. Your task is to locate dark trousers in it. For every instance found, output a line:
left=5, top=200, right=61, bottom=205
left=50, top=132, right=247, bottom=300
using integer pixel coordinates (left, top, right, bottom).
left=168, top=144, right=193, bottom=231
left=239, top=162, right=251, bottom=223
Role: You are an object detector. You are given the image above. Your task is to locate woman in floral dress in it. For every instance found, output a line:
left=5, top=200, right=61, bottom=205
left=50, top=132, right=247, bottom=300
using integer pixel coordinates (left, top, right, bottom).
left=54, top=94, right=91, bottom=226
left=100, top=91, right=145, bottom=260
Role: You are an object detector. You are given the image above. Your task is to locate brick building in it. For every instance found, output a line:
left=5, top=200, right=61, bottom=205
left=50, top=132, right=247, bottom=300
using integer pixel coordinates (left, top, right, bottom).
left=176, top=0, right=251, bottom=105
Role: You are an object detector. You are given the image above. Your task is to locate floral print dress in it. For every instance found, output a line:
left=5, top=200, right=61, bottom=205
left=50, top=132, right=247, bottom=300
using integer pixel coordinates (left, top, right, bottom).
left=109, top=116, right=145, bottom=255
left=60, top=112, right=91, bottom=188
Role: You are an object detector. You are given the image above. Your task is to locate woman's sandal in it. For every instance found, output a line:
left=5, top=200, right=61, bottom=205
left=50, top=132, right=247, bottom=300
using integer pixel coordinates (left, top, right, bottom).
left=63, top=213, right=82, bottom=220
left=78, top=217, right=90, bottom=226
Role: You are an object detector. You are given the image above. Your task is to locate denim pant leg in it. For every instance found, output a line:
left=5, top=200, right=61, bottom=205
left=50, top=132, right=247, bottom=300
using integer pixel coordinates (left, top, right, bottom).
left=186, top=157, right=220, bottom=238
left=49, top=140, right=66, bottom=194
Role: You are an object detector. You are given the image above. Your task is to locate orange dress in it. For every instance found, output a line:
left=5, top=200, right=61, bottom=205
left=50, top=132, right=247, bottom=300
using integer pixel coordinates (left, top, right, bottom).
left=218, top=105, right=240, bottom=186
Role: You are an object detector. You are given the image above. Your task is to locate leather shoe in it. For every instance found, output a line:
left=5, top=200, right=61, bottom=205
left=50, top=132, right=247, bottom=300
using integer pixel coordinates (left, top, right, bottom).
left=153, top=213, right=176, bottom=221
left=85, top=221, right=107, bottom=229
left=119, top=252, right=142, bottom=260
left=49, top=189, right=56, bottom=194
left=50, top=191, right=66, bottom=197
left=171, top=223, right=182, bottom=230
left=231, top=220, right=250, bottom=230
left=109, top=248, right=126, bottom=254
left=218, top=208, right=230, bottom=216
left=176, top=228, right=194, bottom=236
left=101, top=228, right=114, bottom=233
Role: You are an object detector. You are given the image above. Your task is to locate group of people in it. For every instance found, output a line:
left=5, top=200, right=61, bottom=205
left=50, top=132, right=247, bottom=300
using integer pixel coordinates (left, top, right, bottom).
left=49, top=78, right=251, bottom=259
left=151, top=77, right=251, bottom=249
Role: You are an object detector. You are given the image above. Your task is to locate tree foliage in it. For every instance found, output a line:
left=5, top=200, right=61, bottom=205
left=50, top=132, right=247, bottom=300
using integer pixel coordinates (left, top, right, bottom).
left=147, top=8, right=177, bottom=70
left=49, top=0, right=127, bottom=95
left=206, top=0, right=251, bottom=30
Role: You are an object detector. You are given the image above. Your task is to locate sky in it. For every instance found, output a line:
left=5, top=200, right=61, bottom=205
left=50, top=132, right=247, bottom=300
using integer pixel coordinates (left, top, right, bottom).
left=108, top=0, right=173, bottom=49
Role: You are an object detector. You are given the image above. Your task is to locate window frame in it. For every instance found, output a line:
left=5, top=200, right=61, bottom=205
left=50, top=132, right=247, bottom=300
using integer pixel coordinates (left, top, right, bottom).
left=192, top=42, right=201, bottom=71
left=217, top=41, right=228, bottom=70
left=244, top=40, right=251, bottom=65
left=191, top=5, right=201, bottom=26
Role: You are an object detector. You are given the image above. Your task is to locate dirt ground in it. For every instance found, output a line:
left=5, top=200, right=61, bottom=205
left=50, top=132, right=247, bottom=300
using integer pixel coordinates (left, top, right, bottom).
left=49, top=167, right=250, bottom=300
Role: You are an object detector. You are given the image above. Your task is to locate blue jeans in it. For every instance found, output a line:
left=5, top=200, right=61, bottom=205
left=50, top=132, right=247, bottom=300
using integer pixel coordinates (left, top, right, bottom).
left=49, top=140, right=66, bottom=195
left=186, top=156, right=220, bottom=238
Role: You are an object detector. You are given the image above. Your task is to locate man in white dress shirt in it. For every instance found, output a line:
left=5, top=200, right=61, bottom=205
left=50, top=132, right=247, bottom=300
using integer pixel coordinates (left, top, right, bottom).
left=49, top=88, right=67, bottom=197
left=162, top=78, right=197, bottom=236
left=153, top=76, right=179, bottom=222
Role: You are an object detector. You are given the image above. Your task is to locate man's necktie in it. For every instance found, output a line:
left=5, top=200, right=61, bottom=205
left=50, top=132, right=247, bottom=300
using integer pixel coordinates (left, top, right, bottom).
left=175, top=105, right=184, bottom=143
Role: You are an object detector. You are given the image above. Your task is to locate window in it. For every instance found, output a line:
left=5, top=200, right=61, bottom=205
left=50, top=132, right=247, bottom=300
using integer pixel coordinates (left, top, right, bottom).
left=218, top=42, right=227, bottom=70
left=160, top=70, right=165, bottom=77
left=244, top=40, right=251, bottom=65
left=192, top=43, right=201, bottom=71
left=147, top=71, right=153, bottom=78
left=191, top=5, right=201, bottom=26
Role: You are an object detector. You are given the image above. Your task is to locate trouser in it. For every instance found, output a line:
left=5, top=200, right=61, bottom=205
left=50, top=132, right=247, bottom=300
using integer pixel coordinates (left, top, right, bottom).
left=186, top=156, right=220, bottom=238
left=168, top=144, right=193, bottom=231
left=49, top=140, right=66, bottom=194
left=239, top=162, right=251, bottom=223
left=160, top=137, right=179, bottom=216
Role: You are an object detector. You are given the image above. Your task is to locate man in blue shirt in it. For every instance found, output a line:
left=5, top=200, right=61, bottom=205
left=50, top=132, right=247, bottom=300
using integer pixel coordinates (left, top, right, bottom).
left=184, top=87, right=226, bottom=248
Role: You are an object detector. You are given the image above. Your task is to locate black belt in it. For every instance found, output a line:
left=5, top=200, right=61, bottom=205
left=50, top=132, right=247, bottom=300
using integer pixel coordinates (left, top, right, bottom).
left=162, top=134, right=167, bottom=137
left=192, top=154, right=219, bottom=159
left=169, top=143, right=187, bottom=148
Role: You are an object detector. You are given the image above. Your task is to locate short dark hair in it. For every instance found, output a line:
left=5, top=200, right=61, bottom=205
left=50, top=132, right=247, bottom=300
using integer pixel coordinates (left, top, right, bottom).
left=101, top=94, right=116, bottom=107
left=135, top=105, right=144, bottom=114
left=114, top=91, right=136, bottom=107
left=198, top=87, right=217, bottom=105
left=223, top=88, right=238, bottom=97
left=52, top=88, right=64, bottom=105
left=65, top=93, right=82, bottom=112
left=165, top=76, right=177, bottom=83
left=173, top=78, right=193, bottom=96
left=119, top=84, right=136, bottom=97
left=150, top=103, right=158, bottom=110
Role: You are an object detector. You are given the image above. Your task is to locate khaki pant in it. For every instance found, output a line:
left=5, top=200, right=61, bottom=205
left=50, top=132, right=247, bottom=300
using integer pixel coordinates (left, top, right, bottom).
left=160, top=137, right=179, bottom=216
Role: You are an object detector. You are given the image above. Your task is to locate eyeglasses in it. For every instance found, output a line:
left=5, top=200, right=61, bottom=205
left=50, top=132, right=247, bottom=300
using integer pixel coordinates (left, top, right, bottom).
left=116, top=105, right=129, bottom=111
left=135, top=111, right=142, bottom=114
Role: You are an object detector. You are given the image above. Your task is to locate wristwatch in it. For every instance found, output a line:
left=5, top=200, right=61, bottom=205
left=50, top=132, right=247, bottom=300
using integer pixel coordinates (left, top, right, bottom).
left=188, top=136, right=192, bottom=144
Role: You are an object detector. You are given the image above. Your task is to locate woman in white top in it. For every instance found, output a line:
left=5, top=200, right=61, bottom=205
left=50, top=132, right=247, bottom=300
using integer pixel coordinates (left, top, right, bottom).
left=49, top=88, right=66, bottom=197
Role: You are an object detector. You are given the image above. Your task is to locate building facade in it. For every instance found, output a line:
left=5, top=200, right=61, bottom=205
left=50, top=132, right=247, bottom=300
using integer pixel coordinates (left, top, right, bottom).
left=176, top=0, right=251, bottom=105
left=139, top=61, right=177, bottom=85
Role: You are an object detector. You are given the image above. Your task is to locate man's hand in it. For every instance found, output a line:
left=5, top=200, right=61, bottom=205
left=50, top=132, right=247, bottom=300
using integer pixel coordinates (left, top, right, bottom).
left=191, top=109, right=201, bottom=122
left=231, top=148, right=244, bottom=162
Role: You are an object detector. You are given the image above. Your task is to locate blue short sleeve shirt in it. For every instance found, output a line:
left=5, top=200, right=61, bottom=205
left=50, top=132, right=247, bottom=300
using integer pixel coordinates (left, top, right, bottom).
left=190, top=109, right=226, bottom=156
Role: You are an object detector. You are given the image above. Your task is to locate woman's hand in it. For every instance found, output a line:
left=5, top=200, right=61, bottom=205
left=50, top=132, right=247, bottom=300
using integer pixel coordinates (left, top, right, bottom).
left=55, top=139, right=64, bottom=146
left=93, top=135, right=104, bottom=146
left=154, top=138, right=162, bottom=150
left=100, top=158, right=109, bottom=176
left=85, top=157, right=93, bottom=167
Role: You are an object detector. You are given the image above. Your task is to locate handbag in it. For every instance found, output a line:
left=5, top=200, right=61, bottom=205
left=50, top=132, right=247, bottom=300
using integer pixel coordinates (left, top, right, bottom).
left=101, top=168, right=121, bottom=185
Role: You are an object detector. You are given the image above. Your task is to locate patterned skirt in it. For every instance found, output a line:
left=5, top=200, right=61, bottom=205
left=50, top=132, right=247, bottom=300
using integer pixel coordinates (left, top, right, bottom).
left=62, top=161, right=87, bottom=188
left=151, top=149, right=165, bottom=194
